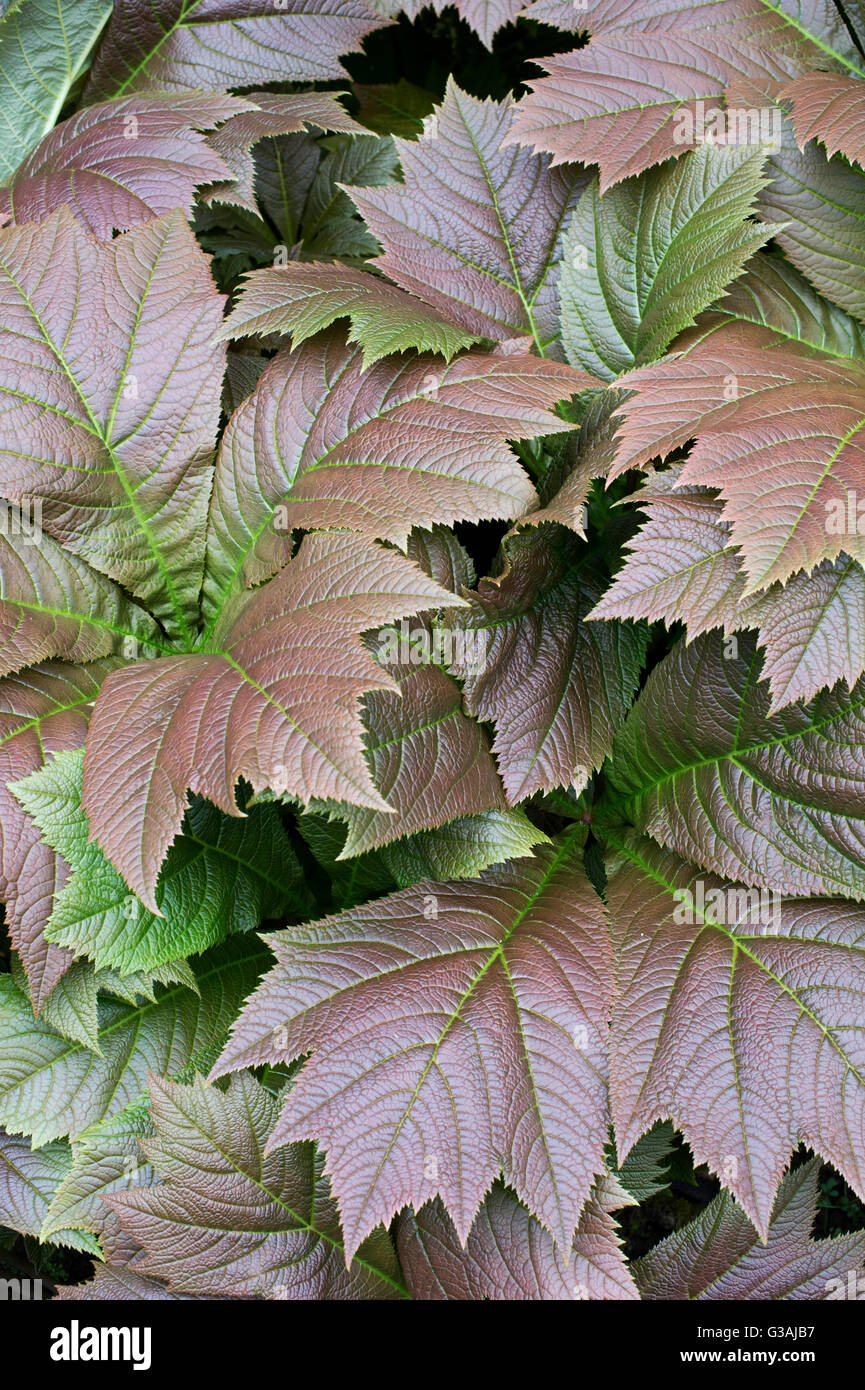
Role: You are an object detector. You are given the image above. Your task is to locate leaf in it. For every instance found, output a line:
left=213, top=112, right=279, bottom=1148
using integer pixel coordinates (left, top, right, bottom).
left=525, top=390, right=624, bottom=532
left=0, top=0, right=111, bottom=180
left=257, top=130, right=400, bottom=260
left=203, top=333, right=590, bottom=614
left=397, top=1174, right=638, bottom=1300
left=0, top=502, right=163, bottom=679
left=40, top=1099, right=156, bottom=1260
left=82, top=532, right=466, bottom=909
left=346, top=79, right=584, bottom=353
left=589, top=471, right=865, bottom=709
left=608, top=318, right=863, bottom=478
left=200, top=91, right=365, bottom=211
left=505, top=0, right=814, bottom=189
left=0, top=208, right=225, bottom=641
left=213, top=832, right=613, bottom=1258
left=0, top=1128, right=92, bottom=1250
left=559, top=144, right=772, bottom=381
left=634, top=1158, right=865, bottom=1299
left=780, top=72, right=865, bottom=168
left=11, top=749, right=304, bottom=974
left=759, top=0, right=865, bottom=75
left=716, top=251, right=865, bottom=358
left=218, top=263, right=480, bottom=366
left=613, top=1122, right=676, bottom=1203
left=0, top=93, right=250, bottom=236
left=382, top=808, right=549, bottom=885
left=106, top=1072, right=407, bottom=1299
left=353, top=79, right=436, bottom=137
left=0, top=661, right=113, bottom=1012
left=609, top=320, right=865, bottom=590
left=367, top=0, right=523, bottom=47
left=605, top=832, right=865, bottom=1237
left=58, top=1266, right=199, bottom=1299
left=446, top=525, right=647, bottom=803
left=84, top=0, right=385, bottom=100
left=608, top=629, right=865, bottom=899
left=0, top=938, right=268, bottom=1144
left=758, top=121, right=865, bottom=323
left=333, top=660, right=507, bottom=855
left=11, top=951, right=198, bottom=1053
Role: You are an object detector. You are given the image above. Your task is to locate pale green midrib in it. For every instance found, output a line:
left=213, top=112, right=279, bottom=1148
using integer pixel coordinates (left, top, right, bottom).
left=349, top=830, right=585, bottom=1229
left=606, top=830, right=865, bottom=1086
left=458, top=97, right=546, bottom=355
left=0, top=241, right=194, bottom=645
left=3, top=591, right=171, bottom=654
left=0, top=945, right=269, bottom=1071
left=201, top=355, right=552, bottom=645
left=152, top=1097, right=408, bottom=1295
left=219, top=651, right=387, bottom=810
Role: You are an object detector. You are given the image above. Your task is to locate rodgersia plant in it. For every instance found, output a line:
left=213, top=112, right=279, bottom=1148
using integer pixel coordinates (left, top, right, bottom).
left=0, top=0, right=865, bottom=1304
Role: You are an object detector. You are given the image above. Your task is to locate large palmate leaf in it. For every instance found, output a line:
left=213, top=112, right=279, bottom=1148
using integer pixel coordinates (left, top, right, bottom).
left=0, top=93, right=249, bottom=235
left=214, top=832, right=613, bottom=1258
left=608, top=630, right=865, bottom=899
left=82, top=533, right=466, bottom=908
left=0, top=0, right=111, bottom=179
left=0, top=208, right=225, bottom=641
left=106, top=1073, right=406, bottom=1299
left=604, top=833, right=865, bottom=1238
left=203, top=333, right=591, bottom=614
left=0, top=661, right=113, bottom=1012
left=634, top=1159, right=865, bottom=1299
left=84, top=0, right=384, bottom=100
left=446, top=525, right=647, bottom=803
left=559, top=144, right=772, bottom=380
left=0, top=938, right=268, bottom=1145
left=506, top=0, right=815, bottom=188
left=12, top=749, right=303, bottom=973
left=397, top=1175, right=638, bottom=1300
left=217, top=263, right=480, bottom=367
left=609, top=320, right=865, bottom=590
left=590, top=470, right=865, bottom=710
left=345, top=80, right=583, bottom=354
left=757, top=121, right=865, bottom=322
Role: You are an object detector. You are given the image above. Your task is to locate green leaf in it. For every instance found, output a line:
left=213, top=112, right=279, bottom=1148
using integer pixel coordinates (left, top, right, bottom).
left=560, top=143, right=772, bottom=380
left=41, top=1098, right=155, bottom=1258
left=0, top=0, right=111, bottom=181
left=0, top=938, right=269, bottom=1144
left=0, top=1127, right=96, bottom=1252
left=11, top=749, right=305, bottom=974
